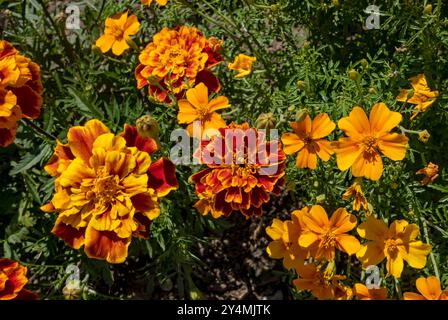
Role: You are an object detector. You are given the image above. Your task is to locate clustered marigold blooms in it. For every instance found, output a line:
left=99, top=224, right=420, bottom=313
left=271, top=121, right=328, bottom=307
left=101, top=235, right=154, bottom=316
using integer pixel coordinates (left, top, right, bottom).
left=281, top=113, right=335, bottom=169
left=396, top=74, right=439, bottom=120
left=41, top=119, right=178, bottom=263
left=0, top=40, right=43, bottom=147
left=0, top=258, right=37, bottom=300
left=404, top=276, right=448, bottom=300
left=135, top=26, right=223, bottom=103
left=228, top=54, right=257, bottom=78
left=357, top=216, right=432, bottom=278
left=190, top=123, right=286, bottom=218
left=416, top=162, right=439, bottom=186
left=332, top=103, right=409, bottom=181
left=95, top=11, right=140, bottom=56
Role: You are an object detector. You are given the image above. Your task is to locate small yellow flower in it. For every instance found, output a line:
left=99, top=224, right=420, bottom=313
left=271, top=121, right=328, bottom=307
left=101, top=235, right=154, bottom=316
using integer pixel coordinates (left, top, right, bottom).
left=177, top=82, right=229, bottom=136
left=396, top=74, right=439, bottom=120
left=281, top=113, right=335, bottom=170
left=342, top=178, right=368, bottom=211
left=353, top=283, right=388, bottom=300
left=418, top=130, right=430, bottom=143
left=357, top=216, right=432, bottom=278
left=228, top=54, right=256, bottom=78
left=299, top=205, right=360, bottom=261
left=416, top=162, right=439, bottom=186
left=404, top=276, right=448, bottom=300
left=95, top=12, right=140, bottom=56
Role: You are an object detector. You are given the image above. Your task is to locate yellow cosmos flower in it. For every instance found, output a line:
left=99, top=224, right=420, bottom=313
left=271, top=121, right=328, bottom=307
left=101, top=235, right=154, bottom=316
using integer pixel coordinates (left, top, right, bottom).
left=266, top=208, right=311, bottom=270
left=228, top=54, right=256, bottom=78
left=396, top=74, right=439, bottom=120
left=332, top=103, right=409, bottom=181
left=357, top=216, right=432, bottom=278
left=353, top=283, right=388, bottom=300
left=140, top=0, right=168, bottom=5
left=404, top=276, right=448, bottom=300
left=281, top=113, right=335, bottom=169
left=342, top=178, right=368, bottom=212
left=298, top=205, right=360, bottom=261
left=96, top=11, right=140, bottom=56
left=177, top=82, right=229, bottom=136
left=416, top=162, right=439, bottom=186
left=42, top=120, right=177, bottom=264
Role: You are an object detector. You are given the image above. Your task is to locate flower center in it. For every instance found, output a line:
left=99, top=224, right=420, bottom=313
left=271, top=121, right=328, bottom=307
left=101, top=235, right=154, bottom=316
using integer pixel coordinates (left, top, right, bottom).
left=362, top=136, right=378, bottom=152
left=111, top=26, right=124, bottom=40
left=304, top=133, right=313, bottom=145
left=321, top=231, right=336, bottom=248
left=92, top=168, right=122, bottom=207
left=385, top=239, right=399, bottom=258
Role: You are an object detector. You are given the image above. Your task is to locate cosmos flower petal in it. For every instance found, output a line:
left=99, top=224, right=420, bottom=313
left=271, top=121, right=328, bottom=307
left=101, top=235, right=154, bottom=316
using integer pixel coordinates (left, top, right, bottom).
left=378, top=133, right=408, bottom=161
left=369, top=102, right=402, bottom=134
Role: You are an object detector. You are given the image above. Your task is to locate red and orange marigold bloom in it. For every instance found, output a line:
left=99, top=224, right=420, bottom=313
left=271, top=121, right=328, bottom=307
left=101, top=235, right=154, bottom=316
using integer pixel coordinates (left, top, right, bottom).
left=0, top=40, right=43, bottom=147
left=298, top=205, right=360, bottom=261
left=404, top=276, right=448, bottom=300
left=281, top=113, right=335, bottom=169
left=41, top=120, right=178, bottom=264
left=332, top=103, right=408, bottom=181
left=190, top=123, right=286, bottom=218
left=135, top=26, right=223, bottom=103
left=0, top=259, right=37, bottom=300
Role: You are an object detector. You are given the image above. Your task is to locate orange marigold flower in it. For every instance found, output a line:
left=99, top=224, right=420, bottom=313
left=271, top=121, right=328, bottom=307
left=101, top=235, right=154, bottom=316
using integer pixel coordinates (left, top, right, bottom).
left=140, top=0, right=168, bottom=5
left=0, top=259, right=38, bottom=300
left=228, top=54, right=256, bottom=78
left=356, top=216, right=432, bottom=278
left=342, top=178, right=368, bottom=212
left=178, top=82, right=229, bottom=136
left=0, top=40, right=43, bottom=147
left=298, top=205, right=360, bottom=261
left=416, top=162, right=439, bottom=186
left=281, top=113, right=335, bottom=169
left=41, top=120, right=178, bottom=263
left=404, top=276, right=448, bottom=300
left=265, top=208, right=313, bottom=270
left=396, top=74, right=439, bottom=120
left=332, top=103, right=408, bottom=181
left=293, top=262, right=351, bottom=300
left=353, top=283, right=388, bottom=300
left=190, top=123, right=286, bottom=218
left=135, top=26, right=223, bottom=103
left=95, top=11, right=140, bottom=56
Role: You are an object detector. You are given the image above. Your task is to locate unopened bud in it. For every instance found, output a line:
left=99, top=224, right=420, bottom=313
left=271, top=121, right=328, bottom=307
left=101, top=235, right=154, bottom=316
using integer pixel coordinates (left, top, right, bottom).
left=348, top=69, right=360, bottom=81
left=423, top=4, right=433, bottom=15
left=296, top=80, right=306, bottom=91
left=136, top=115, right=160, bottom=144
left=255, top=112, right=276, bottom=131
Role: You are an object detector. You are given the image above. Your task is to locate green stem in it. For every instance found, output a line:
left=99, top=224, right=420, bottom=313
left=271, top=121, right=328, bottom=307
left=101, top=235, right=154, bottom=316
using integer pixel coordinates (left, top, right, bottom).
left=22, top=118, right=57, bottom=141
left=421, top=218, right=440, bottom=279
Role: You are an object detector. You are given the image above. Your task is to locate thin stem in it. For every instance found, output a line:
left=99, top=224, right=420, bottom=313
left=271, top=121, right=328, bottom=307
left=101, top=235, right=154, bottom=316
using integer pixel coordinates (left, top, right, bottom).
left=394, top=278, right=402, bottom=299
left=22, top=119, right=57, bottom=141
left=421, top=218, right=440, bottom=279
